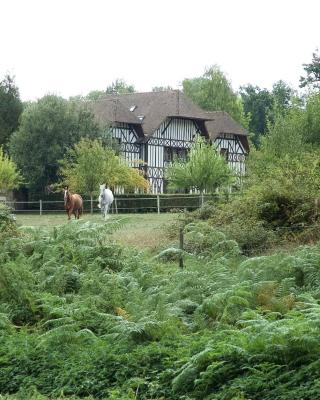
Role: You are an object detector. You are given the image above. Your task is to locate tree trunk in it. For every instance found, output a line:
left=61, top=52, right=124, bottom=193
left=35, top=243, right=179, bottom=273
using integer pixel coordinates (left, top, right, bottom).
left=201, top=191, right=204, bottom=207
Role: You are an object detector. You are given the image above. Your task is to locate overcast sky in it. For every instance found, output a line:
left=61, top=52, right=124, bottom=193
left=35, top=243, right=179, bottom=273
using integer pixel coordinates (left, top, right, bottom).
left=1, top=0, right=319, bottom=101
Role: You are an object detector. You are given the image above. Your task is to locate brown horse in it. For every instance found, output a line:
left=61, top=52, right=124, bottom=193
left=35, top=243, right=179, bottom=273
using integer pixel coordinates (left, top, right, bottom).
left=64, top=186, right=83, bottom=220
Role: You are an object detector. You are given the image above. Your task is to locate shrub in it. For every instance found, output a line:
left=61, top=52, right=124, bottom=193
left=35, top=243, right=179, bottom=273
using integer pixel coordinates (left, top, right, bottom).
left=221, top=219, right=277, bottom=255
left=191, top=201, right=217, bottom=220
left=0, top=203, right=16, bottom=235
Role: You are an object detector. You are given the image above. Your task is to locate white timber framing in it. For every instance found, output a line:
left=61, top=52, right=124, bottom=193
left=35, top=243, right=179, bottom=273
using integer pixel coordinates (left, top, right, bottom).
left=146, top=117, right=204, bottom=194
left=110, top=122, right=142, bottom=168
left=214, top=133, right=247, bottom=176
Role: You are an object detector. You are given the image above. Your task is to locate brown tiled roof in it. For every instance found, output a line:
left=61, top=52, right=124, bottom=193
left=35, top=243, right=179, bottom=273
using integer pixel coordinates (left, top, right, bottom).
left=91, top=90, right=211, bottom=136
left=90, top=98, right=142, bottom=126
left=90, top=91, right=249, bottom=151
left=205, top=111, right=249, bottom=152
left=205, top=111, right=248, bottom=138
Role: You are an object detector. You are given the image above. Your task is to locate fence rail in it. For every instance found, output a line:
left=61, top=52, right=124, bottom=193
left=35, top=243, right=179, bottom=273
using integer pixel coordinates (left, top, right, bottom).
left=1, top=194, right=221, bottom=215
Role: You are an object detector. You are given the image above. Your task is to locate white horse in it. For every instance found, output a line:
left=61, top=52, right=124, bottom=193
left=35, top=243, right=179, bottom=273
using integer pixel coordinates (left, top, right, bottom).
left=98, top=184, right=114, bottom=220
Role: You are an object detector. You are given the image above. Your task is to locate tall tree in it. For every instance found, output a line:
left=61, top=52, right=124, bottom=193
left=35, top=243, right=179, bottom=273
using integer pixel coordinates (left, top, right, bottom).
left=271, top=80, right=294, bottom=112
left=59, top=139, right=149, bottom=205
left=240, top=81, right=295, bottom=147
left=0, top=75, right=23, bottom=150
left=303, top=93, right=320, bottom=145
left=183, top=66, right=248, bottom=128
left=300, top=49, right=320, bottom=90
left=9, top=95, right=100, bottom=195
left=106, top=79, right=135, bottom=94
left=240, top=85, right=274, bottom=145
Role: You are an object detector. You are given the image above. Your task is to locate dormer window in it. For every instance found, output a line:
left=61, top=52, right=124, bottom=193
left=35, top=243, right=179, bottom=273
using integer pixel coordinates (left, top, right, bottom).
left=130, top=105, right=137, bottom=112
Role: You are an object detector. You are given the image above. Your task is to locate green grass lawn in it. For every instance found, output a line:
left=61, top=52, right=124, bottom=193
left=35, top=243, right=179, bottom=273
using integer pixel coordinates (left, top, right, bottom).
left=16, top=212, right=179, bottom=251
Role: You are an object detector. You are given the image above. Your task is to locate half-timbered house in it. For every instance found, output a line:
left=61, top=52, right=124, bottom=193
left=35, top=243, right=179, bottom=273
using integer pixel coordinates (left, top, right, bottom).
left=205, top=111, right=249, bottom=177
left=92, top=91, right=249, bottom=193
left=92, top=98, right=144, bottom=168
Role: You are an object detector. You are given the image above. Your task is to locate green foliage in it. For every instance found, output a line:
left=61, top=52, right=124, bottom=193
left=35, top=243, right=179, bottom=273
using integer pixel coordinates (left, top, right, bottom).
left=0, top=203, right=17, bottom=238
left=0, top=147, right=22, bottom=191
left=260, top=109, right=305, bottom=158
left=85, top=90, right=106, bottom=101
left=0, top=75, right=23, bottom=150
left=9, top=95, right=100, bottom=194
left=85, top=79, right=135, bottom=100
left=183, top=221, right=240, bottom=258
left=191, top=96, right=320, bottom=254
left=240, top=81, right=295, bottom=146
left=304, top=93, right=320, bottom=145
left=152, top=85, right=173, bottom=92
left=191, top=200, right=217, bottom=220
left=106, top=79, right=135, bottom=95
left=300, top=48, right=320, bottom=89
left=166, top=137, right=233, bottom=193
left=59, top=138, right=149, bottom=197
left=240, top=84, right=274, bottom=141
left=183, top=65, right=249, bottom=128
left=272, top=80, right=295, bottom=113
left=2, top=215, right=320, bottom=398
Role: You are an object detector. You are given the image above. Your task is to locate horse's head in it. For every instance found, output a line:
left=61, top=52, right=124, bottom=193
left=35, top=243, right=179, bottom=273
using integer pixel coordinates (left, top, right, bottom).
left=64, top=186, right=70, bottom=207
left=99, top=184, right=106, bottom=197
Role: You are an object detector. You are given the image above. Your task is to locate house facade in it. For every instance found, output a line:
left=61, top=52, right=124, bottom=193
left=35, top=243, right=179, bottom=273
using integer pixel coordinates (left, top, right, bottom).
left=92, top=91, right=249, bottom=193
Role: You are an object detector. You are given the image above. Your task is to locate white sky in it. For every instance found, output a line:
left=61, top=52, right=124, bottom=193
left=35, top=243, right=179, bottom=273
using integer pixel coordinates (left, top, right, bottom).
left=1, top=0, right=319, bottom=101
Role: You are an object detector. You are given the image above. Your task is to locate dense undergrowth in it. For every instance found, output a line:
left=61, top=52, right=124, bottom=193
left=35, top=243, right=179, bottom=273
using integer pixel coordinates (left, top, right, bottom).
left=2, top=206, right=320, bottom=399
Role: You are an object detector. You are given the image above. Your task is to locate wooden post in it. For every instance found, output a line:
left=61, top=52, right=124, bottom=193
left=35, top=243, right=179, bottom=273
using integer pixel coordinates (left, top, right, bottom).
left=90, top=197, right=93, bottom=214
left=115, top=198, right=118, bottom=214
left=201, top=191, right=204, bottom=207
left=157, top=194, right=160, bottom=215
left=179, top=228, right=184, bottom=269
left=39, top=199, right=42, bottom=216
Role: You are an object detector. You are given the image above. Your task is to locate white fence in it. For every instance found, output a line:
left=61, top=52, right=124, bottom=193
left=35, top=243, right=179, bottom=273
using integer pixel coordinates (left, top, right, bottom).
left=1, top=194, right=218, bottom=215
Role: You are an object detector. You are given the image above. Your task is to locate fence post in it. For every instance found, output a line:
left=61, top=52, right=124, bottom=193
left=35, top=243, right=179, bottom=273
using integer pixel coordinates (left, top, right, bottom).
left=90, top=198, right=93, bottom=214
left=39, top=199, right=42, bottom=216
left=179, top=228, right=184, bottom=269
left=115, top=198, right=118, bottom=214
left=157, top=194, right=160, bottom=214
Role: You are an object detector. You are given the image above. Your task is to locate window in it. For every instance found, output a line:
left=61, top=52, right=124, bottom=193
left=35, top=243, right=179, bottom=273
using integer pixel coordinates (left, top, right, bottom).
left=220, top=148, right=228, bottom=161
left=164, top=147, right=187, bottom=164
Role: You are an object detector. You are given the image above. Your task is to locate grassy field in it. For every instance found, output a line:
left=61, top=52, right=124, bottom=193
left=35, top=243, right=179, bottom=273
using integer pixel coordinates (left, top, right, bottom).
left=16, top=212, right=179, bottom=251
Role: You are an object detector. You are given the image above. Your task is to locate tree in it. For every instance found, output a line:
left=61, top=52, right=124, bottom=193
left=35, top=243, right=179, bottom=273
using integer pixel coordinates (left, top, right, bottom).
left=85, top=90, right=106, bottom=101
left=240, top=81, right=296, bottom=147
left=272, top=80, right=294, bottom=112
left=300, top=49, right=320, bottom=89
left=239, top=85, right=274, bottom=145
left=152, top=86, right=173, bottom=92
left=300, top=93, right=320, bottom=146
left=0, top=147, right=22, bottom=192
left=9, top=95, right=100, bottom=195
left=0, top=75, right=23, bottom=150
left=166, top=137, right=232, bottom=199
left=183, top=65, right=249, bottom=128
left=106, top=79, right=135, bottom=94
left=59, top=139, right=149, bottom=210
